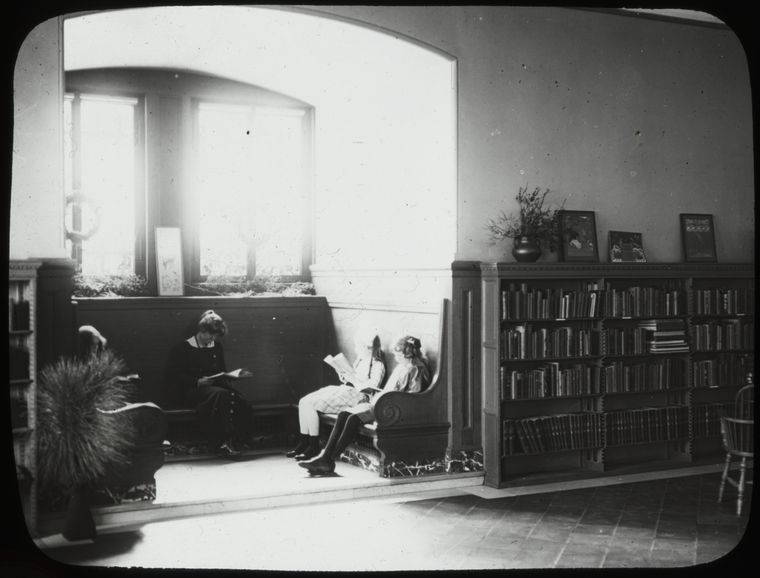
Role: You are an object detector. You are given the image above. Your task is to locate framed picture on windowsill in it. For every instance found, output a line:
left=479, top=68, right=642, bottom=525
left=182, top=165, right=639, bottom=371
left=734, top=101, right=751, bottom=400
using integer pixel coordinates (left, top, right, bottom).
left=608, top=231, right=647, bottom=263
left=680, top=213, right=717, bottom=262
left=155, top=227, right=184, bottom=296
left=558, top=210, right=599, bottom=262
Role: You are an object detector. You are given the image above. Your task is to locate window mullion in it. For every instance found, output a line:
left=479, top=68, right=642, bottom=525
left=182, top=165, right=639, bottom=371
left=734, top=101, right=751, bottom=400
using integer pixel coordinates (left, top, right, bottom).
left=248, top=105, right=257, bottom=279
left=71, top=93, right=83, bottom=269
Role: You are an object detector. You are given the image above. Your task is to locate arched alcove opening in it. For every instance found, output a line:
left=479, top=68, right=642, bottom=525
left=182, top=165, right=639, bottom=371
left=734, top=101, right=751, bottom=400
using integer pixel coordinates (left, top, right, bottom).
left=64, top=5, right=457, bottom=272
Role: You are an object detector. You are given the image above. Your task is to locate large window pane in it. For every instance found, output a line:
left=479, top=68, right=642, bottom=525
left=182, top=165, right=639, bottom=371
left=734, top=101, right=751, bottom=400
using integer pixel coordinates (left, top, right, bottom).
left=197, top=103, right=252, bottom=277
left=65, top=95, right=137, bottom=276
left=196, top=102, right=304, bottom=278
left=251, top=108, right=304, bottom=276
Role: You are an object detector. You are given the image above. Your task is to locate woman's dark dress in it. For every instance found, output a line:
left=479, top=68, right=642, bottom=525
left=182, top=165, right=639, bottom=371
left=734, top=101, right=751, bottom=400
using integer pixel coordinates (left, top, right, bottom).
left=166, top=339, right=252, bottom=448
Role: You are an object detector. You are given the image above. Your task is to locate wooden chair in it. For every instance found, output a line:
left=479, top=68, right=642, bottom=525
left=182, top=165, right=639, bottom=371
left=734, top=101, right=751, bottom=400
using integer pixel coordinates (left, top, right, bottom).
left=718, top=384, right=754, bottom=515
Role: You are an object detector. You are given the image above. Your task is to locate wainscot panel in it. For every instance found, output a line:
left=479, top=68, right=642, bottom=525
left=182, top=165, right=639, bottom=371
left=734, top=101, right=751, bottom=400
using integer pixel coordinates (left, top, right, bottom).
left=72, top=296, right=333, bottom=409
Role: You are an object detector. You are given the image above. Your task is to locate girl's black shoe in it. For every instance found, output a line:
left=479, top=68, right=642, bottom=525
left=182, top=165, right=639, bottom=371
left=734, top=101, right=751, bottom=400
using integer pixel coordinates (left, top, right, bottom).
left=298, top=453, right=335, bottom=474
left=217, top=442, right=242, bottom=460
left=294, top=446, right=320, bottom=461
left=294, top=436, right=321, bottom=460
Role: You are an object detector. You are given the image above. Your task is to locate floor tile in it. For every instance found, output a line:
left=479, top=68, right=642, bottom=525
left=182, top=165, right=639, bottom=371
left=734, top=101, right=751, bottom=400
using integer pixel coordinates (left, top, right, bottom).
left=648, top=550, right=695, bottom=567
left=33, top=468, right=751, bottom=572
left=572, top=522, right=617, bottom=536
left=554, top=552, right=604, bottom=568
left=602, top=552, right=654, bottom=568
left=613, top=525, right=656, bottom=540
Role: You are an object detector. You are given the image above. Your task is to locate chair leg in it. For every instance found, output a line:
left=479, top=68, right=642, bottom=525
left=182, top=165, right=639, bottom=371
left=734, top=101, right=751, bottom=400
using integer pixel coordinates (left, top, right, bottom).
left=718, top=453, right=731, bottom=503
left=736, top=457, right=747, bottom=516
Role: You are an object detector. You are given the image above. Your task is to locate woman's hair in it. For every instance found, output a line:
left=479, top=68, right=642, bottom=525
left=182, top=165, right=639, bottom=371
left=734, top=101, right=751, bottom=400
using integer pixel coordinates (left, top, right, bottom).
left=369, top=334, right=384, bottom=362
left=198, top=309, right=227, bottom=337
left=394, top=335, right=423, bottom=359
left=77, top=325, right=107, bottom=359
left=355, top=329, right=384, bottom=362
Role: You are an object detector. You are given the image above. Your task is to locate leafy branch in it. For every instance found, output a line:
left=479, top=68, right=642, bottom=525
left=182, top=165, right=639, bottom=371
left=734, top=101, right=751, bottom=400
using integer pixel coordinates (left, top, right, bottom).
left=486, top=186, right=564, bottom=252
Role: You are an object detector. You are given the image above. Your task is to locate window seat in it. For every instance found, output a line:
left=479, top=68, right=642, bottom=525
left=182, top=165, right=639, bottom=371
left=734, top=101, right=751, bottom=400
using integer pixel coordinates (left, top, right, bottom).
left=317, top=300, right=451, bottom=478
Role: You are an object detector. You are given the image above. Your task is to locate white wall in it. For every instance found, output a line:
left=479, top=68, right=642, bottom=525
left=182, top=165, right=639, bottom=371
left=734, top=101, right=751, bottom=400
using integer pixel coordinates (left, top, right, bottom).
left=10, top=17, right=67, bottom=261
left=61, top=6, right=458, bottom=270
left=315, top=6, right=754, bottom=263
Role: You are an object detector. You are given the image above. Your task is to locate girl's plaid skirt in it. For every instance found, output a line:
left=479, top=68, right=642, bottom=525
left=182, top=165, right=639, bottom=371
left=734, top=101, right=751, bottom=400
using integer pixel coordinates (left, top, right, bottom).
left=307, top=385, right=369, bottom=414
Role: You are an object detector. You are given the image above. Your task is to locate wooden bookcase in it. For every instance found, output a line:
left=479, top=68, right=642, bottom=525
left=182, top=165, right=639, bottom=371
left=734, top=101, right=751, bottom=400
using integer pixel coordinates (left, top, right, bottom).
left=9, top=260, right=41, bottom=534
left=480, top=262, right=754, bottom=488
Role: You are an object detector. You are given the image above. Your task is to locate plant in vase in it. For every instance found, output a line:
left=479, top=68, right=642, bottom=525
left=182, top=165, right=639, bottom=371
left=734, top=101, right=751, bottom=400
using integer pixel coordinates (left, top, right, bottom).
left=37, top=349, right=138, bottom=540
left=486, top=186, right=564, bottom=262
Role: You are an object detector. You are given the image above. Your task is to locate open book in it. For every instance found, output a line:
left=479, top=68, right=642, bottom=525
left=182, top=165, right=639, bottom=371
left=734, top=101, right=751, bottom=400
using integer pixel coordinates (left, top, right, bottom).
left=206, top=368, right=254, bottom=380
left=323, top=353, right=356, bottom=380
left=323, top=354, right=382, bottom=393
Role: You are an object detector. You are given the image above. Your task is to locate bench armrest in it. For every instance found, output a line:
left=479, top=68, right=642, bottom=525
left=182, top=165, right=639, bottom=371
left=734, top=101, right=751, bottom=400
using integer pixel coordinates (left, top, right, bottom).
left=373, top=384, right=445, bottom=428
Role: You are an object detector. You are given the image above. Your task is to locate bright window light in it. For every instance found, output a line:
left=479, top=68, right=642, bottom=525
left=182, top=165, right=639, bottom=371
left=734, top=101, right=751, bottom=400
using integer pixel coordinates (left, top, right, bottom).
left=64, top=94, right=137, bottom=276
left=196, top=103, right=304, bottom=277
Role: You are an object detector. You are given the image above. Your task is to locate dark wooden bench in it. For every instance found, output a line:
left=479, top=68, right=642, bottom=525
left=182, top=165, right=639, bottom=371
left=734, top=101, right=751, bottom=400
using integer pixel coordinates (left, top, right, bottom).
left=72, top=296, right=332, bottom=460
left=162, top=403, right=298, bottom=460
left=319, top=299, right=451, bottom=477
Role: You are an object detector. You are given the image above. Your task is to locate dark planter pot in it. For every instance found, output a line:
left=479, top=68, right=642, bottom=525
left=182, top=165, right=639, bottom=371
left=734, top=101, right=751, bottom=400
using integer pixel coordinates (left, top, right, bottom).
left=62, top=484, right=96, bottom=541
left=512, top=236, right=542, bottom=262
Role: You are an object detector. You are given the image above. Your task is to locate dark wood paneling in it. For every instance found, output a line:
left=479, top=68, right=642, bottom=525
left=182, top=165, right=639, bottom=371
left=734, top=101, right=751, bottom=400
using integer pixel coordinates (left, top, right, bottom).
left=36, top=259, right=77, bottom=371
left=451, top=261, right=483, bottom=453
left=73, top=296, right=332, bottom=409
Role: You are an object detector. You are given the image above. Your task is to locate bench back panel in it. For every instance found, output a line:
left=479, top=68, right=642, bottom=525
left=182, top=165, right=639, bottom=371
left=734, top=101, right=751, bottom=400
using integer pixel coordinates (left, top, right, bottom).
left=73, top=296, right=333, bottom=409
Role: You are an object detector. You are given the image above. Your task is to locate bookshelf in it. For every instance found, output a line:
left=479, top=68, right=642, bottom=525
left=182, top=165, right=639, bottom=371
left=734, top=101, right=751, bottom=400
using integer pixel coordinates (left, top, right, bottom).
left=9, top=260, right=41, bottom=533
left=480, top=262, right=754, bottom=488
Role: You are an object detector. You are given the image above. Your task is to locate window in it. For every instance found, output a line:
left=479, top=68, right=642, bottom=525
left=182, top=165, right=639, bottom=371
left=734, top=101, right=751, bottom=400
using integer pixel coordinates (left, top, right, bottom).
left=63, top=93, right=143, bottom=276
left=194, top=102, right=309, bottom=279
left=63, top=73, right=314, bottom=289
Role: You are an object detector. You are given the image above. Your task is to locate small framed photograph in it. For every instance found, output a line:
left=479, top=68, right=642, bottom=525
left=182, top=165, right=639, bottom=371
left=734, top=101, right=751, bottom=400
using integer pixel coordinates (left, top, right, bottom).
left=155, top=227, right=184, bottom=296
left=680, top=214, right=717, bottom=262
left=558, top=210, right=599, bottom=262
left=608, top=231, right=647, bottom=263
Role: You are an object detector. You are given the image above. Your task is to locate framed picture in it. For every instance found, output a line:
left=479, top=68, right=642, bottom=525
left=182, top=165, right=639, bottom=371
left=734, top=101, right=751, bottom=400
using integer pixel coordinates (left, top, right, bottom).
left=680, top=214, right=717, bottom=262
left=558, top=210, right=599, bottom=262
left=155, top=227, right=184, bottom=296
left=608, top=231, right=647, bottom=263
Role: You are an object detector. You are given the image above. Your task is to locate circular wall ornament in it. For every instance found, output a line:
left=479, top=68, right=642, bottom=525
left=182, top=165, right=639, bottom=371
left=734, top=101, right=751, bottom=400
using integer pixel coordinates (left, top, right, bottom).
left=64, top=194, right=101, bottom=242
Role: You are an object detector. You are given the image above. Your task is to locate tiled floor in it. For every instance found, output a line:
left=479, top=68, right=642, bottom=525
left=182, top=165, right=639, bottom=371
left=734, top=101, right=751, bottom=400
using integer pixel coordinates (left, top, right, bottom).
left=35, top=463, right=752, bottom=571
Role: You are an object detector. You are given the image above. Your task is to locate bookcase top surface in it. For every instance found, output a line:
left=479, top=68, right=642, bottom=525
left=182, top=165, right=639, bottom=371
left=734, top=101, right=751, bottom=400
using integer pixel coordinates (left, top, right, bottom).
left=478, top=262, right=755, bottom=279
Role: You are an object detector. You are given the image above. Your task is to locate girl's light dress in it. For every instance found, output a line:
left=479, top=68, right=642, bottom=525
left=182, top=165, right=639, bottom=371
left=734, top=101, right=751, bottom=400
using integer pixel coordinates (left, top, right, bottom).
left=346, top=357, right=430, bottom=423
left=303, top=356, right=386, bottom=414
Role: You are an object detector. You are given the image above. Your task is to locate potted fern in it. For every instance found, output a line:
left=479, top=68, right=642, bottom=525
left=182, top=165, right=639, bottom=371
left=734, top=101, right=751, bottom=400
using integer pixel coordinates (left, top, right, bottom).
left=486, top=186, right=564, bottom=262
left=37, top=349, right=137, bottom=540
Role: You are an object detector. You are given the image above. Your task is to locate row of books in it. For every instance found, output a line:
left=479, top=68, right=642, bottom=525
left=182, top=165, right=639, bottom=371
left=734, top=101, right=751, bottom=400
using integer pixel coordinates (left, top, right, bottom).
left=10, top=388, right=29, bottom=430
left=602, top=358, right=687, bottom=393
left=500, top=285, right=603, bottom=320
left=691, top=402, right=734, bottom=438
left=499, top=285, right=684, bottom=320
left=8, top=299, right=31, bottom=332
left=499, top=355, right=744, bottom=398
left=499, top=326, right=600, bottom=360
left=605, top=406, right=689, bottom=446
left=9, top=345, right=30, bottom=381
left=602, top=326, right=651, bottom=355
left=689, top=320, right=754, bottom=352
left=692, top=287, right=754, bottom=316
left=502, top=403, right=730, bottom=455
left=502, top=412, right=602, bottom=455
left=604, top=286, right=683, bottom=319
left=500, top=364, right=602, bottom=400
left=692, top=355, right=752, bottom=388
left=603, top=319, right=689, bottom=355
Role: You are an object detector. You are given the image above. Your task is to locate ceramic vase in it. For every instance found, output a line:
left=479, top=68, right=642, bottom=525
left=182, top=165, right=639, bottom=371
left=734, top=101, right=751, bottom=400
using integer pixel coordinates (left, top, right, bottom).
left=512, top=236, right=542, bottom=262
